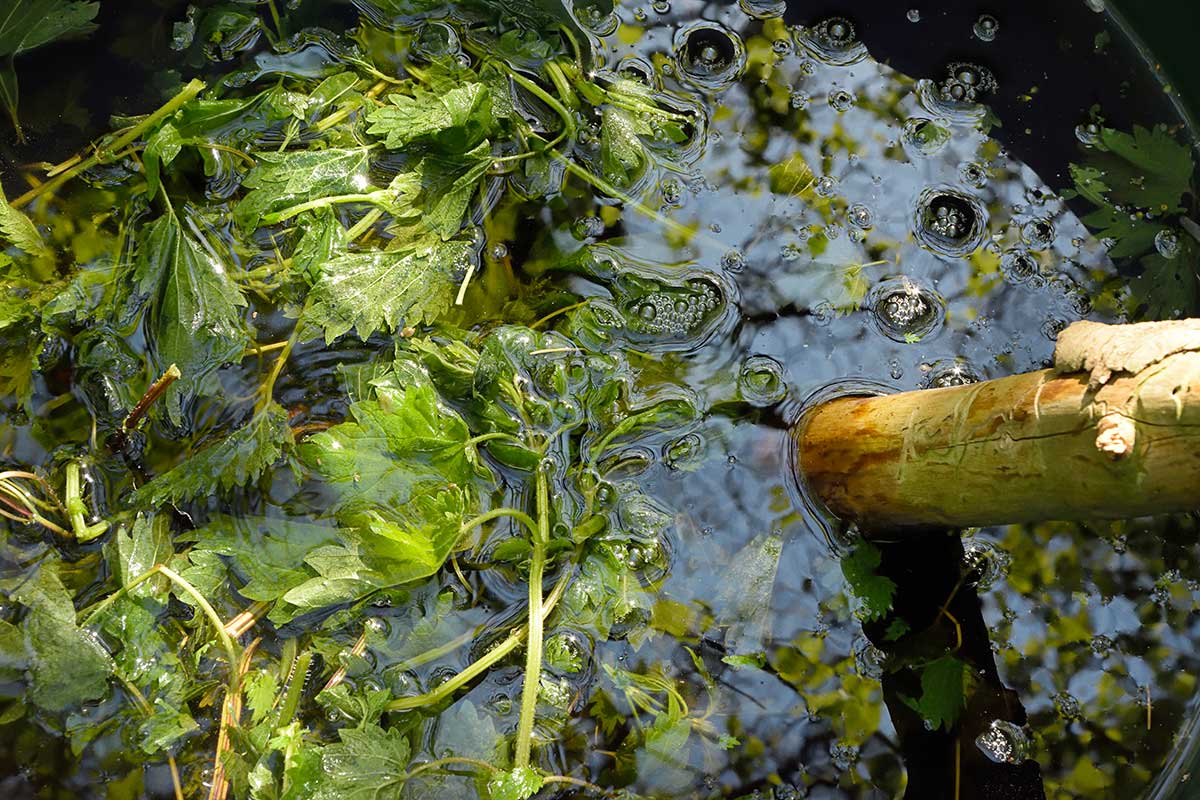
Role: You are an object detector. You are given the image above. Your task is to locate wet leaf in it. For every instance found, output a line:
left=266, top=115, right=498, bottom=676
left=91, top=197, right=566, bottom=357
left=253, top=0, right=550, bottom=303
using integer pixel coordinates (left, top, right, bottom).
left=901, top=654, right=972, bottom=731
left=486, top=767, right=543, bottom=800
left=840, top=539, right=896, bottom=622
left=0, top=183, right=50, bottom=258
left=128, top=209, right=248, bottom=425
left=367, top=82, right=494, bottom=153
left=316, top=724, right=411, bottom=800
left=306, top=238, right=474, bottom=342
left=234, top=148, right=374, bottom=229
left=131, top=403, right=294, bottom=506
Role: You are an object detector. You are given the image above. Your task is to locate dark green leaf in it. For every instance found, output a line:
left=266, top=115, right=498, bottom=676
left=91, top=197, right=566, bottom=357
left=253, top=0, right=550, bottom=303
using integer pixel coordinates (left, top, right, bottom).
left=901, top=654, right=970, bottom=731
left=128, top=210, right=248, bottom=424
left=840, top=539, right=896, bottom=622
left=366, top=83, right=494, bottom=153
left=0, top=183, right=51, bottom=258
left=132, top=403, right=294, bottom=506
left=234, top=148, right=373, bottom=229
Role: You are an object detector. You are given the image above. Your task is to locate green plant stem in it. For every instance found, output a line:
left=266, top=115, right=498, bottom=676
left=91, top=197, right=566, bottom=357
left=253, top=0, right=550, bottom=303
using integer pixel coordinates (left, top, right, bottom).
left=385, top=564, right=571, bottom=712
left=13, top=79, right=207, bottom=208
left=551, top=150, right=701, bottom=244
left=261, top=192, right=392, bottom=225
left=81, top=564, right=241, bottom=679
left=543, top=60, right=580, bottom=110
left=405, top=757, right=500, bottom=780
left=514, top=468, right=552, bottom=770
left=257, top=305, right=307, bottom=412
left=64, top=461, right=108, bottom=541
left=459, top=507, right=539, bottom=538
left=506, top=69, right=577, bottom=142
left=276, top=649, right=313, bottom=727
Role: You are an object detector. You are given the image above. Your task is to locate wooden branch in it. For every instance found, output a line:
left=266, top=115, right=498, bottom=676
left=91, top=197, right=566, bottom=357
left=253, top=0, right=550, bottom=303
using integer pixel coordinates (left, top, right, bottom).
left=796, top=320, right=1200, bottom=529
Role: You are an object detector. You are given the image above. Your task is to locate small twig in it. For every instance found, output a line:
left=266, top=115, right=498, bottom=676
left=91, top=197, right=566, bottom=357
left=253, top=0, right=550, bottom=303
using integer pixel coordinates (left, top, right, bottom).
left=321, top=628, right=369, bottom=693
left=110, top=364, right=181, bottom=451
left=223, top=601, right=273, bottom=638
left=208, top=638, right=260, bottom=800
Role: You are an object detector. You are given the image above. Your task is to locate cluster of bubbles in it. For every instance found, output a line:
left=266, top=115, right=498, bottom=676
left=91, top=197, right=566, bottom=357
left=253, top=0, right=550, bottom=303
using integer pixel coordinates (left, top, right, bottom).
left=1052, top=691, right=1083, bottom=722
left=737, top=0, right=786, bottom=19
left=914, top=188, right=988, bottom=257
left=622, top=276, right=726, bottom=340
left=738, top=355, right=788, bottom=406
left=869, top=277, right=946, bottom=342
left=976, top=719, right=1032, bottom=765
left=675, top=22, right=746, bottom=90
left=794, top=16, right=869, bottom=66
left=923, top=358, right=982, bottom=388
left=1021, top=218, right=1057, bottom=251
left=572, top=0, right=619, bottom=35
left=938, top=62, right=999, bottom=104
left=961, top=538, right=1012, bottom=590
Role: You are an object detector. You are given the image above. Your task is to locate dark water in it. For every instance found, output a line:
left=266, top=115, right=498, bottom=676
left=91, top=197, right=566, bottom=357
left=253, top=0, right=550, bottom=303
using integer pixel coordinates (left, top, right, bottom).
left=1, top=1, right=1199, bottom=798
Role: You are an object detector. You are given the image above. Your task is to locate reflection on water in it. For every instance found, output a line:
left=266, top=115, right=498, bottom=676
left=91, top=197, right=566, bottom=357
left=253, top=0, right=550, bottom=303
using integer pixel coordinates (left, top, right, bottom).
left=2, top=0, right=1198, bottom=798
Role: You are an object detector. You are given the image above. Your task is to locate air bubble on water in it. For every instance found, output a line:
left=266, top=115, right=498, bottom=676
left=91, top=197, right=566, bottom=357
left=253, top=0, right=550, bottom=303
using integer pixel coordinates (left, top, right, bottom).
left=663, top=432, right=705, bottom=469
left=889, top=359, right=903, bottom=379
left=738, top=0, right=786, bottom=19
left=1041, top=316, right=1068, bottom=341
left=794, top=17, right=869, bottom=66
left=901, top=118, right=952, bottom=157
left=633, top=7, right=647, bottom=21
left=490, top=243, right=508, bottom=260
left=1085, top=0, right=1105, bottom=12
left=959, top=162, right=989, bottom=188
left=772, top=38, right=793, bottom=56
left=907, top=9, right=921, bottom=22
left=1090, top=634, right=1115, bottom=657
left=913, top=187, right=988, bottom=257
left=780, top=242, right=804, bottom=261
left=790, top=90, right=811, bottom=109
left=411, top=21, right=461, bottom=61
left=572, top=215, right=605, bottom=239
left=961, top=538, right=1011, bottom=589
left=916, top=63, right=998, bottom=122
left=739, top=355, right=787, bottom=406
left=815, top=175, right=838, bottom=197
left=848, top=203, right=874, bottom=229
left=869, top=277, right=946, bottom=342
left=1021, top=218, right=1056, bottom=250
left=572, top=0, right=619, bottom=34
left=828, top=89, right=857, bottom=112
left=924, top=358, right=981, bottom=388
left=973, top=14, right=999, bottom=42
left=1075, top=122, right=1101, bottom=146
left=1052, top=691, right=1083, bottom=721
left=652, top=0, right=671, bottom=13
left=660, top=178, right=683, bottom=207
left=853, top=637, right=886, bottom=679
left=721, top=249, right=746, bottom=273
left=976, top=720, right=1031, bottom=764
left=1155, top=228, right=1181, bottom=259
left=675, top=22, right=746, bottom=90
left=1000, top=248, right=1039, bottom=284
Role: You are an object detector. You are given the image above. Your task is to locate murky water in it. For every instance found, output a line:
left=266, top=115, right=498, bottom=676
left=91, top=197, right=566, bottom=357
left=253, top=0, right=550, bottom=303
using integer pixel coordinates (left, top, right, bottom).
left=2, top=0, right=1199, bottom=798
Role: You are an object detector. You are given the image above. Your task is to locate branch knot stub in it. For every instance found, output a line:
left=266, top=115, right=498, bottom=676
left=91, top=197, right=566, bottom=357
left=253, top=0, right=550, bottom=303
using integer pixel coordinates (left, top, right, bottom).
left=1095, top=412, right=1136, bottom=460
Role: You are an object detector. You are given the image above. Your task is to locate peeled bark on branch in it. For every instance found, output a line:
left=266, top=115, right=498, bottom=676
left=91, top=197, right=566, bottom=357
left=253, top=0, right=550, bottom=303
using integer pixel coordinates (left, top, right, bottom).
left=796, top=320, right=1200, bottom=530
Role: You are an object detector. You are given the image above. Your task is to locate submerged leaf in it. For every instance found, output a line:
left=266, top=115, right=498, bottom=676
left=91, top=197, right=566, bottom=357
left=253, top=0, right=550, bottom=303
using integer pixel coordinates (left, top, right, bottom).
left=902, top=654, right=972, bottom=731
left=129, top=210, right=248, bottom=424
left=486, top=767, right=544, bottom=800
left=366, top=82, right=494, bottom=153
left=315, top=724, right=411, bottom=800
left=234, top=148, right=373, bottom=229
left=0, top=183, right=51, bottom=258
left=840, top=539, right=896, bottom=622
left=132, top=403, right=294, bottom=505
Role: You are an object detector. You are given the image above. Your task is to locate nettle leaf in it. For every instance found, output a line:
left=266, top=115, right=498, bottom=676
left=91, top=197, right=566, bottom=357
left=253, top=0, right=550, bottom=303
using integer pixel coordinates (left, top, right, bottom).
left=600, top=106, right=652, bottom=186
left=0, top=183, right=51, bottom=258
left=902, top=654, right=975, bottom=731
left=486, top=767, right=544, bottom=800
left=132, top=403, right=294, bottom=506
left=366, top=82, right=494, bottom=153
left=417, top=143, right=493, bottom=238
left=234, top=148, right=373, bottom=229
left=306, top=238, right=474, bottom=342
left=0, top=0, right=99, bottom=138
left=315, top=724, right=411, bottom=800
left=1132, top=236, right=1200, bottom=319
left=105, top=515, right=173, bottom=592
left=7, top=557, right=114, bottom=713
left=840, top=539, right=896, bottom=622
left=129, top=210, right=248, bottom=425
left=1097, top=125, right=1194, bottom=211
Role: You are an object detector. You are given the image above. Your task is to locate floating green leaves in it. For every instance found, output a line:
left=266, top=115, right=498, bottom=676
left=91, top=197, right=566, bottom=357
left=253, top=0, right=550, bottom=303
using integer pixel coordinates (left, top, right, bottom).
left=0, top=0, right=99, bottom=140
left=315, top=724, right=412, bottom=800
left=234, top=147, right=374, bottom=229
left=127, top=208, right=248, bottom=424
left=306, top=238, right=474, bottom=341
left=366, top=82, right=495, bottom=153
left=840, top=538, right=897, bottom=622
left=132, top=403, right=294, bottom=505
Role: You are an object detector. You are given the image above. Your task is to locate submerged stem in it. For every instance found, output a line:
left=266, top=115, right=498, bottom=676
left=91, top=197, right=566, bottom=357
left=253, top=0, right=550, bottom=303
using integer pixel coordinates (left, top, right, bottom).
left=13, top=79, right=207, bottom=208
left=514, top=468, right=552, bottom=770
